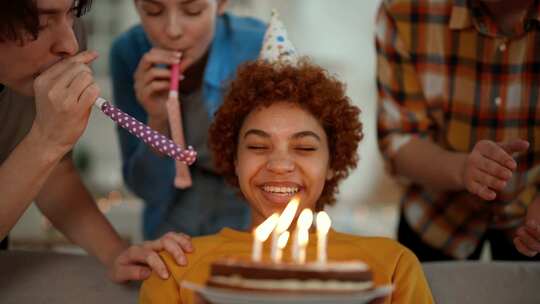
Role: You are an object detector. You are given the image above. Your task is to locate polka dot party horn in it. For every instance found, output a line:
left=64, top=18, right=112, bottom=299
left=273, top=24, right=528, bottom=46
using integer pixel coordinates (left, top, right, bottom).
left=94, top=97, right=197, bottom=165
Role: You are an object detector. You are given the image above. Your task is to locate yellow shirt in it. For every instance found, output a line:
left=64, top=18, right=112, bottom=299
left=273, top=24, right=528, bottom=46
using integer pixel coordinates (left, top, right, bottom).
left=140, top=228, right=434, bottom=304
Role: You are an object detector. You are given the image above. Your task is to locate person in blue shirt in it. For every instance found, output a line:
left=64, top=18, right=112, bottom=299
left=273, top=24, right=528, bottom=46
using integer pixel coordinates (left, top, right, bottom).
left=110, top=0, right=265, bottom=240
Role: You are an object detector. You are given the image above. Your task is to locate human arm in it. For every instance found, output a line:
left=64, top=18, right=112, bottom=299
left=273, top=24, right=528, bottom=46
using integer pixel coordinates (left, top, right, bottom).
left=375, top=3, right=527, bottom=200
left=37, top=156, right=194, bottom=282
left=0, top=51, right=99, bottom=238
left=514, top=195, right=540, bottom=257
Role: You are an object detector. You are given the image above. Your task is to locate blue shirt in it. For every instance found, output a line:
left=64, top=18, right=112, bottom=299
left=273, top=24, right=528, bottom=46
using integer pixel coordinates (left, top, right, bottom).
left=110, top=13, right=265, bottom=239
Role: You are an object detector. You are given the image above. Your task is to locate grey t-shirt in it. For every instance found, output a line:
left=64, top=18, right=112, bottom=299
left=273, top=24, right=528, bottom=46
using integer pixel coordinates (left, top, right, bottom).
left=0, top=86, right=36, bottom=165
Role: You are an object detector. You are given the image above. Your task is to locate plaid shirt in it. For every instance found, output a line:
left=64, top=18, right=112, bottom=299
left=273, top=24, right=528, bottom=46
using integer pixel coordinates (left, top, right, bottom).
left=376, top=0, right=540, bottom=259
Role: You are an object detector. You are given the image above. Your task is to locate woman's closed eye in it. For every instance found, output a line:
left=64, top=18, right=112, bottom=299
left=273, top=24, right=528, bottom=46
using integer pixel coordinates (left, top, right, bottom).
left=141, top=3, right=163, bottom=16
left=247, top=145, right=269, bottom=150
left=295, top=146, right=317, bottom=152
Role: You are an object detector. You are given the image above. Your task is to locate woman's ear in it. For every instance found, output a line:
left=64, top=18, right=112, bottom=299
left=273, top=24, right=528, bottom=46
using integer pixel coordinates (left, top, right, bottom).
left=217, top=0, right=228, bottom=15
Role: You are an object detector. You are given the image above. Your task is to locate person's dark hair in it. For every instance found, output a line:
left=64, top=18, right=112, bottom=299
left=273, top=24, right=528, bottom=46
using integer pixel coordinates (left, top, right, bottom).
left=0, top=0, right=92, bottom=43
left=209, top=58, right=363, bottom=209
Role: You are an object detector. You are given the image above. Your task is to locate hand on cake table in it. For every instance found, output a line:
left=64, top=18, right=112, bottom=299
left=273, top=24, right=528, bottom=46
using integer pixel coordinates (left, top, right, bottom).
left=514, top=197, right=540, bottom=257
left=108, top=232, right=193, bottom=283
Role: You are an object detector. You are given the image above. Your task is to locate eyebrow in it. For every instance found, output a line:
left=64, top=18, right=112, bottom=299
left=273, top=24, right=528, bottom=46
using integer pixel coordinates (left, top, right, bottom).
left=243, top=129, right=321, bottom=142
left=291, top=131, right=321, bottom=142
left=243, top=129, right=270, bottom=139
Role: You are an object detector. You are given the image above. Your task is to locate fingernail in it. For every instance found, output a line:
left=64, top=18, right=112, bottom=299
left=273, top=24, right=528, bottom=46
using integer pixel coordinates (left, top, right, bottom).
left=161, top=270, right=169, bottom=279
left=142, top=269, right=152, bottom=278
left=179, top=256, right=186, bottom=265
left=506, top=160, right=517, bottom=169
left=174, top=52, right=182, bottom=58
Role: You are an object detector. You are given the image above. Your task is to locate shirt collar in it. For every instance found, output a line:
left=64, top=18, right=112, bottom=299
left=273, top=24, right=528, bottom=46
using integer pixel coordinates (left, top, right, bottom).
left=449, top=0, right=540, bottom=37
left=204, top=13, right=233, bottom=89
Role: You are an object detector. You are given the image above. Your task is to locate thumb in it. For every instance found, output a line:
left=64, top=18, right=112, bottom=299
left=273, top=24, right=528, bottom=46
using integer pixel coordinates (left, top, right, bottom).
left=498, top=139, right=530, bottom=154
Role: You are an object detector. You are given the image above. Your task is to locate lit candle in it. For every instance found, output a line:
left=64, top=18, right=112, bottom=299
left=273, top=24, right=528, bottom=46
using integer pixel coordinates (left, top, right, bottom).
left=252, top=213, right=279, bottom=262
left=293, top=208, right=313, bottom=264
left=271, top=198, right=299, bottom=262
left=297, top=229, right=309, bottom=264
left=316, top=211, right=331, bottom=263
left=273, top=231, right=290, bottom=263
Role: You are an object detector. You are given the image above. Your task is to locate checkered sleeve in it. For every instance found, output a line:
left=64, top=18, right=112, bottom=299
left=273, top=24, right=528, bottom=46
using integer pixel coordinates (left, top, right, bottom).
left=375, top=2, right=436, bottom=162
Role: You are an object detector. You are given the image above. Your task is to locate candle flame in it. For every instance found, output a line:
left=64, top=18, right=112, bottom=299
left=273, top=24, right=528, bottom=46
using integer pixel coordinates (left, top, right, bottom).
left=277, top=231, right=290, bottom=249
left=254, top=213, right=279, bottom=241
left=275, top=197, right=300, bottom=233
left=297, top=208, right=313, bottom=231
left=298, top=228, right=309, bottom=246
left=316, top=211, right=331, bottom=233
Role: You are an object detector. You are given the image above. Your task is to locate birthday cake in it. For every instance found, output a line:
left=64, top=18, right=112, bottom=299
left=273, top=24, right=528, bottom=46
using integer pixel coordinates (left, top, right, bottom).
left=206, top=258, right=374, bottom=293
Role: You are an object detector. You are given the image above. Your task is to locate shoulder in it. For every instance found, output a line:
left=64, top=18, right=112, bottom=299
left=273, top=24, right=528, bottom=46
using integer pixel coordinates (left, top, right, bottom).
left=159, top=234, right=228, bottom=278
left=219, top=13, right=266, bottom=53
left=332, top=230, right=417, bottom=265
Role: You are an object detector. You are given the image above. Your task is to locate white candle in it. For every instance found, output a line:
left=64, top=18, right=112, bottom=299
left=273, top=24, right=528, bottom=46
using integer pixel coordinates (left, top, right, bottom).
left=273, top=231, right=290, bottom=263
left=316, top=211, right=331, bottom=263
left=293, top=208, right=313, bottom=264
left=252, top=213, right=279, bottom=262
left=271, top=198, right=299, bottom=262
left=297, top=229, right=309, bottom=264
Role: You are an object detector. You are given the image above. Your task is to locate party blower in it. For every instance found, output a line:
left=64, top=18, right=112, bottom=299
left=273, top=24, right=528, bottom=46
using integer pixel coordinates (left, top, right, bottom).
left=93, top=97, right=197, bottom=165
left=166, top=62, right=193, bottom=189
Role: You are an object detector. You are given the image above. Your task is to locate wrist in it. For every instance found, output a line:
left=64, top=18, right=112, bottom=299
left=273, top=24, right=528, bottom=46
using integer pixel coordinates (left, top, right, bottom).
left=447, top=152, right=468, bottom=191
left=26, top=124, right=67, bottom=163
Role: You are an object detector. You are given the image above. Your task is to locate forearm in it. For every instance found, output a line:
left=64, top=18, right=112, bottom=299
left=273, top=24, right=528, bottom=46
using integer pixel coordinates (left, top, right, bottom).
left=0, top=127, right=64, bottom=238
left=36, top=159, right=126, bottom=267
left=393, top=137, right=467, bottom=192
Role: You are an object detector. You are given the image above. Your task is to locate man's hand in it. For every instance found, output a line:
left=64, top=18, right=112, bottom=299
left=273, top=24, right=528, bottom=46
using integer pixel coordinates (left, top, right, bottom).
left=514, top=198, right=540, bottom=257
left=461, top=139, right=529, bottom=200
left=108, top=232, right=193, bottom=283
left=32, top=51, right=100, bottom=158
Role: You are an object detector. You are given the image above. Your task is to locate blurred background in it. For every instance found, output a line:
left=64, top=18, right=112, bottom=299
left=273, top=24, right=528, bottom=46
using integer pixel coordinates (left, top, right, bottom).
left=10, top=0, right=404, bottom=252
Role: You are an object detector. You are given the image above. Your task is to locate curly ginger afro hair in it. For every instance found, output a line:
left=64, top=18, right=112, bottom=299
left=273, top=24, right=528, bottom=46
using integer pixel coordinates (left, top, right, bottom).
left=209, top=58, right=363, bottom=208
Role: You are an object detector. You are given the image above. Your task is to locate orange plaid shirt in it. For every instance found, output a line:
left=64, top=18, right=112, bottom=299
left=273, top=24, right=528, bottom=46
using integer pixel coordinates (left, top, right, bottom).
left=376, top=0, right=540, bottom=259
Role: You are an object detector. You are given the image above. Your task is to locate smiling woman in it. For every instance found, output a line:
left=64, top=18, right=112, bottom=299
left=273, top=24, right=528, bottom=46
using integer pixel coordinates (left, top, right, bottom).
left=210, top=59, right=363, bottom=220
left=139, top=57, right=434, bottom=304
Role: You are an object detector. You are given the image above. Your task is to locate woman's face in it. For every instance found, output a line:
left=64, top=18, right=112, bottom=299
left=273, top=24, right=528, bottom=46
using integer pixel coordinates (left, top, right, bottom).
left=235, top=102, right=332, bottom=227
left=135, top=0, right=226, bottom=70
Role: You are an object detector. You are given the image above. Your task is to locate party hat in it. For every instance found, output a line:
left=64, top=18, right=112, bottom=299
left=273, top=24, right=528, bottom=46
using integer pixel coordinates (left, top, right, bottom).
left=260, top=9, right=298, bottom=65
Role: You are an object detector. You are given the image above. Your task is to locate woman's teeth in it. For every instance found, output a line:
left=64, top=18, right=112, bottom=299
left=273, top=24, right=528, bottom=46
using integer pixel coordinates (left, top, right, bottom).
left=263, top=185, right=299, bottom=195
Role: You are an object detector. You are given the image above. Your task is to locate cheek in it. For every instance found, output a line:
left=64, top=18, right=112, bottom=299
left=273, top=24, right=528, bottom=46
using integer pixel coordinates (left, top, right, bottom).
left=188, top=18, right=215, bottom=49
left=140, top=19, right=166, bottom=43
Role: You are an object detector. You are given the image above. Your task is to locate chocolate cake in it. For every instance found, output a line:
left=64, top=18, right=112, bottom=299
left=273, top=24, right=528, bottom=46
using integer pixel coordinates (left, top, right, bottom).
left=207, top=258, right=374, bottom=293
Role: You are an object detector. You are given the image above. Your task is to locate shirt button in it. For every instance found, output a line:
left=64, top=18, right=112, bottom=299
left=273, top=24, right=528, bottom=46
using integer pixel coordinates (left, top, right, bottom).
left=495, top=97, right=502, bottom=106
